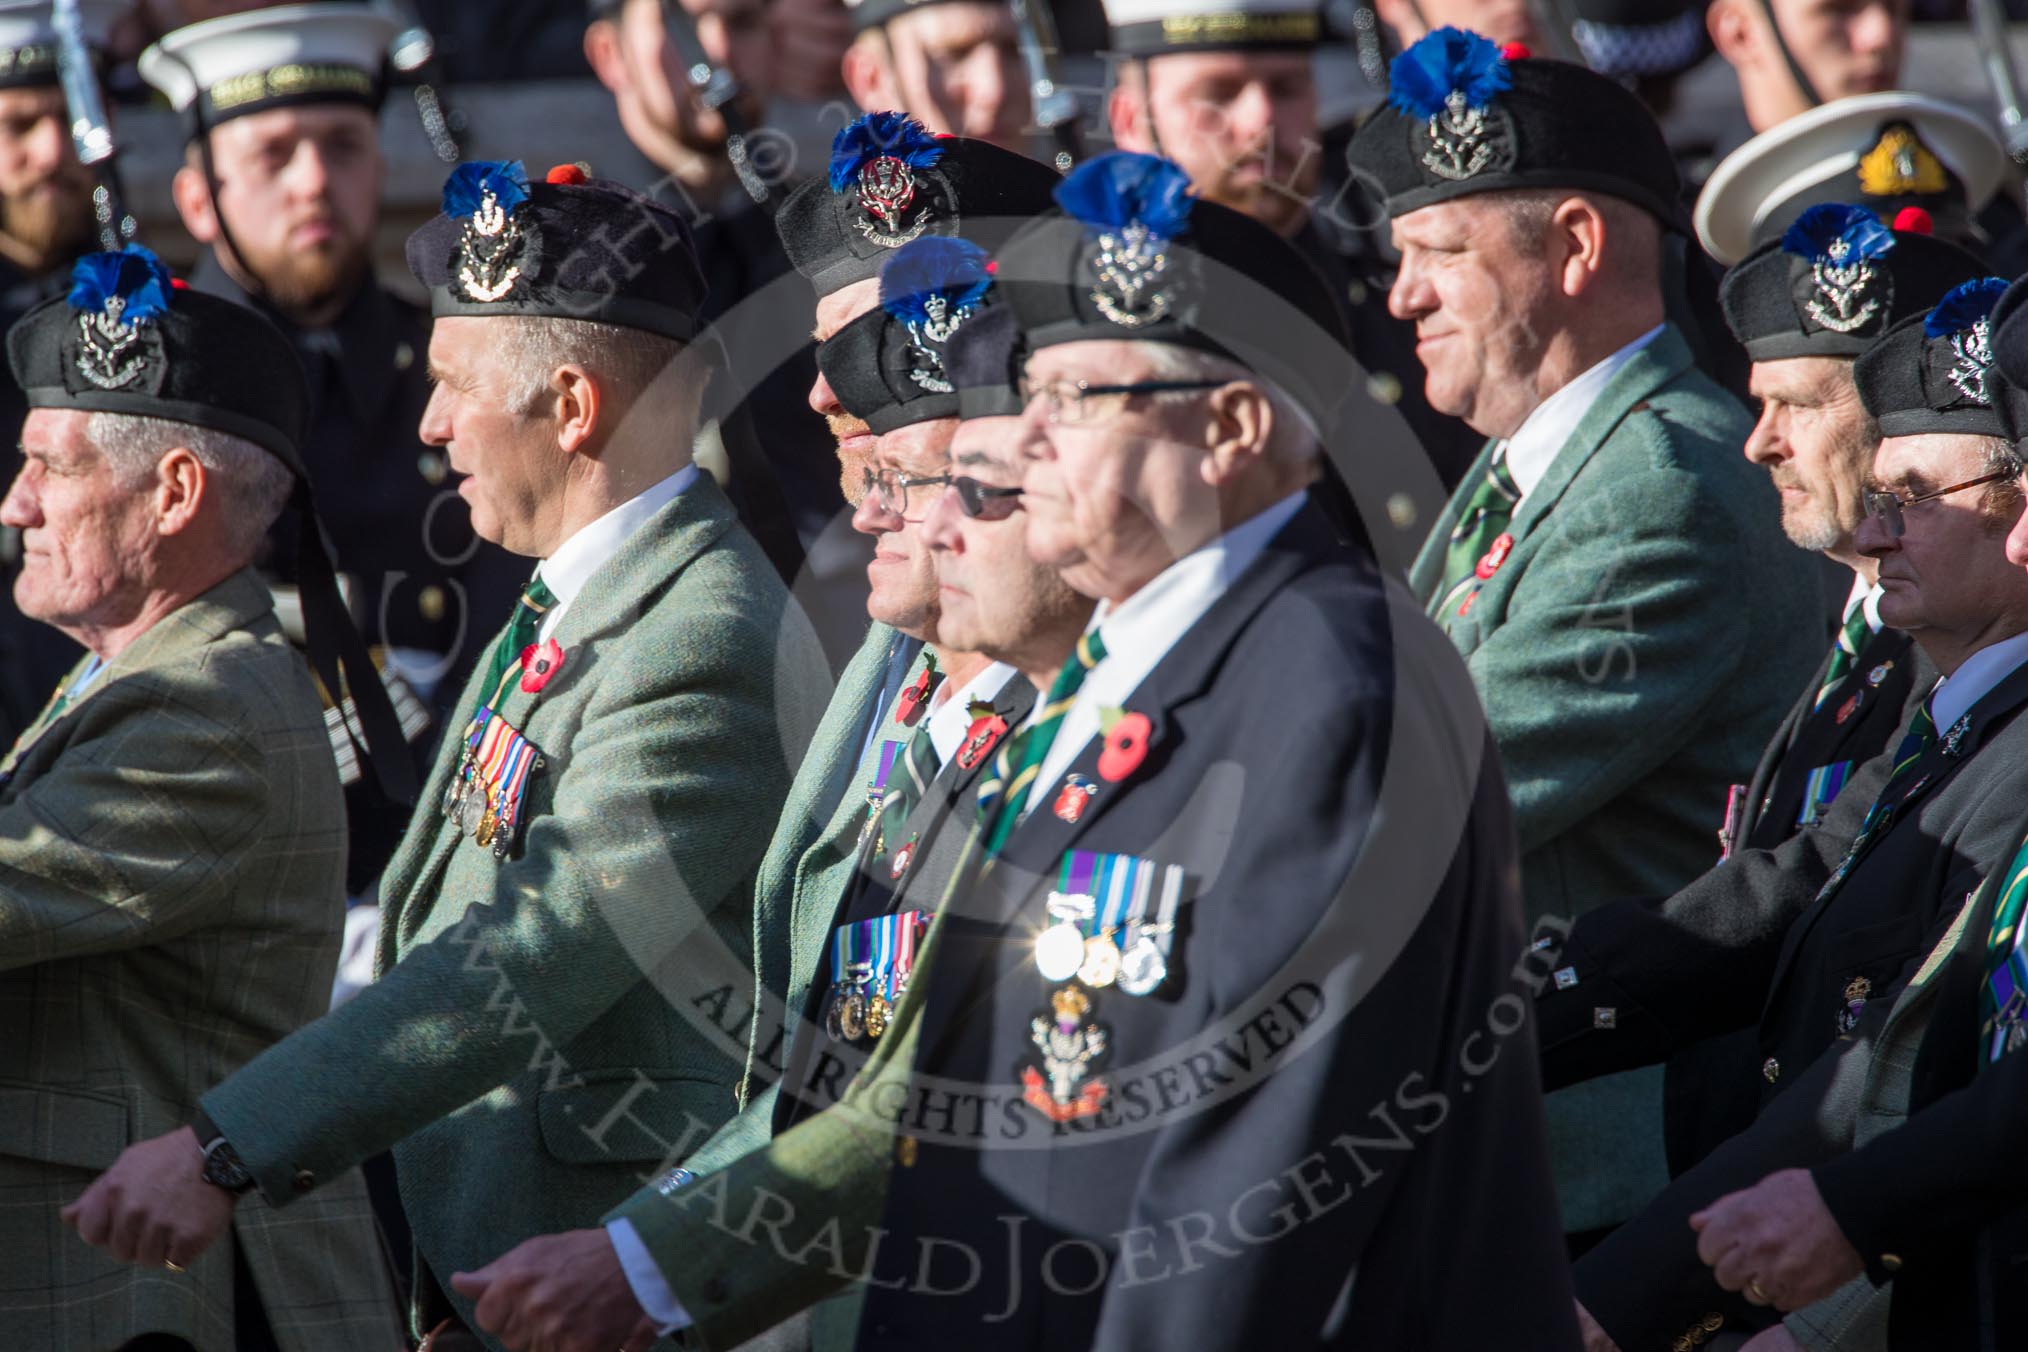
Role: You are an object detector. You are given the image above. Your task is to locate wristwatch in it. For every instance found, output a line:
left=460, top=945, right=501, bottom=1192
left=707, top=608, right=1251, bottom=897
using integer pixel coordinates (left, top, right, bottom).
left=199, top=1134, right=257, bottom=1196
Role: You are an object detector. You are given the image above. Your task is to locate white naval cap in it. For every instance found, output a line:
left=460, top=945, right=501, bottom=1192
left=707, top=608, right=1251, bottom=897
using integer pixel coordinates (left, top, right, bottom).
left=1100, top=0, right=1319, bottom=56
left=138, top=1, right=397, bottom=131
left=1695, top=92, right=2006, bottom=266
left=0, top=1, right=126, bottom=88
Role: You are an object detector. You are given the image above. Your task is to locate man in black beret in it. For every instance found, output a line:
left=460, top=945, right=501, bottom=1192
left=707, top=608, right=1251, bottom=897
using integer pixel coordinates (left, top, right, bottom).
left=837, top=0, right=1027, bottom=150
left=1568, top=277, right=2028, bottom=1352
left=1532, top=203, right=1986, bottom=1185
left=0, top=0, right=124, bottom=756
left=140, top=4, right=527, bottom=893
left=1348, top=25, right=1826, bottom=1243
left=66, top=161, right=822, bottom=1352
left=4, top=244, right=404, bottom=1348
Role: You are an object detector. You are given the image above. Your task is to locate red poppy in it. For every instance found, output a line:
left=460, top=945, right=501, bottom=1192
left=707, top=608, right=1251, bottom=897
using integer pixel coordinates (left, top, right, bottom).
left=1475, top=532, right=1514, bottom=580
left=519, top=638, right=567, bottom=693
left=956, top=713, right=1008, bottom=770
left=895, top=668, right=937, bottom=725
left=1097, top=711, right=1152, bottom=782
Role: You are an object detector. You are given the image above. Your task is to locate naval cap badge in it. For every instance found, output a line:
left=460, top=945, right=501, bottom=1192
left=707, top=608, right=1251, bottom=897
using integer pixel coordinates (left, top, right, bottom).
left=879, top=236, right=993, bottom=394
left=444, top=160, right=538, bottom=304
left=1390, top=27, right=1516, bottom=185
left=1056, top=151, right=1197, bottom=330
left=1925, top=277, right=2008, bottom=407
left=830, top=111, right=945, bottom=250
left=65, top=245, right=172, bottom=393
left=1782, top=204, right=1896, bottom=337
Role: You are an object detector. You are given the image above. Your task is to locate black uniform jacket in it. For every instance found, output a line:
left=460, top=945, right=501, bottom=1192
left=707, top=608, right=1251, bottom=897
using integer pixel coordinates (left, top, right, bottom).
left=854, top=504, right=1582, bottom=1352
left=1569, top=658, right=2028, bottom=1350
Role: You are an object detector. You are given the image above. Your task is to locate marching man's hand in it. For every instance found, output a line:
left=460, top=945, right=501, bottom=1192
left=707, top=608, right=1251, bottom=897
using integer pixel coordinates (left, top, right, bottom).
left=1691, top=1168, right=1865, bottom=1313
left=62, top=1126, right=237, bottom=1271
left=454, top=1229, right=660, bottom=1352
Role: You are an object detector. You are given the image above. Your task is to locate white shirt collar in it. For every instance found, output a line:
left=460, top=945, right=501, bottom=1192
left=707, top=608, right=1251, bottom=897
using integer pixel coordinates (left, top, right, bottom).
left=1502, top=325, right=1665, bottom=501
left=1929, top=627, right=2028, bottom=733
left=535, top=466, right=698, bottom=641
left=925, top=661, right=1020, bottom=764
left=1027, top=491, right=1307, bottom=802
left=1844, top=572, right=1886, bottom=633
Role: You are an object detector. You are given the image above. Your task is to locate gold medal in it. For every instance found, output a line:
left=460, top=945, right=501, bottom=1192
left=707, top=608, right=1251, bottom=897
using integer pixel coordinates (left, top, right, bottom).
left=476, top=803, right=497, bottom=848
left=865, top=993, right=891, bottom=1039
left=838, top=988, right=867, bottom=1041
left=1077, top=932, right=1120, bottom=988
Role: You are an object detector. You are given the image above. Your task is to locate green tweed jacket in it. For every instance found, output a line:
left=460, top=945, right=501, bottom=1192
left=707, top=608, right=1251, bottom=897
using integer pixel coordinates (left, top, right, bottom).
left=198, top=477, right=826, bottom=1344
left=1407, top=324, right=1825, bottom=1232
left=0, top=569, right=402, bottom=1352
left=699, top=624, right=923, bottom=1175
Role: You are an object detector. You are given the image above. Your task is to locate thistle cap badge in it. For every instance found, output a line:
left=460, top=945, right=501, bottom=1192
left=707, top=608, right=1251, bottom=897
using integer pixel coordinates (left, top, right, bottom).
left=1782, top=204, right=1896, bottom=337
left=444, top=160, right=536, bottom=304
left=65, top=246, right=172, bottom=393
left=1054, top=152, right=1197, bottom=330
left=1390, top=28, right=1515, bottom=185
left=1925, top=277, right=2008, bottom=407
left=830, top=112, right=945, bottom=250
left=879, top=237, right=993, bottom=394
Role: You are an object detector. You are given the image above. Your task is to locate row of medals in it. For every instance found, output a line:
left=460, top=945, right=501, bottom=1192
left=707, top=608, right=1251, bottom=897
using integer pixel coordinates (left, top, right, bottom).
left=441, top=722, right=540, bottom=856
left=1035, top=894, right=1167, bottom=997
left=827, top=959, right=902, bottom=1042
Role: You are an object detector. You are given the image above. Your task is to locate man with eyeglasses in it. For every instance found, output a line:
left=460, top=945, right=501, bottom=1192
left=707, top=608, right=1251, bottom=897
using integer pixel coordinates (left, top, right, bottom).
left=1347, top=29, right=1825, bottom=1245
left=1564, top=278, right=2028, bottom=1352
left=1531, top=205, right=1986, bottom=1194
left=441, top=117, right=1065, bottom=1352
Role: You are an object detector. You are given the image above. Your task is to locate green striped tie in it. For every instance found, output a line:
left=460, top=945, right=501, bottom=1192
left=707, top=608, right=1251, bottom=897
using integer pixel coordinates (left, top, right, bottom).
left=1817, top=702, right=1938, bottom=904
left=476, top=575, right=558, bottom=713
left=872, top=721, right=941, bottom=862
left=1980, top=833, right=2028, bottom=1061
left=1813, top=603, right=1874, bottom=712
left=1430, top=447, right=1520, bottom=623
left=978, top=631, right=1108, bottom=856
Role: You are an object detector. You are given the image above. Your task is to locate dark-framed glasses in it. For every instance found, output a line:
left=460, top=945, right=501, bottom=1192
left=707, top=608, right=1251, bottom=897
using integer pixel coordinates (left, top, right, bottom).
left=1018, top=377, right=1223, bottom=425
left=863, top=466, right=951, bottom=518
left=952, top=476, right=1023, bottom=521
left=1863, top=464, right=2021, bottom=539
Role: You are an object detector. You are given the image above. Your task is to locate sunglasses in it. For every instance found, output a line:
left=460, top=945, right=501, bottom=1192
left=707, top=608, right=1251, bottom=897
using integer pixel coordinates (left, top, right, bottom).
left=952, top=476, right=1023, bottom=521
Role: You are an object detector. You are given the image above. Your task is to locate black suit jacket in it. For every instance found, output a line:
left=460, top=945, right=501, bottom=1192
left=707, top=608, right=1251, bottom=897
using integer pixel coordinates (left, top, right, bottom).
left=1535, top=629, right=1927, bottom=1146
left=1569, top=658, right=2028, bottom=1350
left=773, top=673, right=1040, bottom=1136
left=855, top=507, right=1580, bottom=1352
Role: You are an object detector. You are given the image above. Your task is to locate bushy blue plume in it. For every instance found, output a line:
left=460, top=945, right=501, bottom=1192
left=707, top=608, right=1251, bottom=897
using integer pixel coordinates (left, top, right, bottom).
left=68, top=244, right=171, bottom=324
left=1781, top=203, right=1895, bottom=266
left=1389, top=26, right=1511, bottom=121
left=830, top=112, right=943, bottom=192
left=1053, top=151, right=1195, bottom=240
left=1925, top=277, right=2009, bottom=340
left=442, top=160, right=530, bottom=218
left=880, top=237, right=992, bottom=325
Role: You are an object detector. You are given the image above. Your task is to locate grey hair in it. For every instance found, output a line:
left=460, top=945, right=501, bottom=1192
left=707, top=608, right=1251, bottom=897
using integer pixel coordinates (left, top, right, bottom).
left=85, top=412, right=293, bottom=561
left=493, top=314, right=695, bottom=419
left=1135, top=343, right=1322, bottom=459
left=1492, top=187, right=1663, bottom=287
left=1980, top=435, right=2024, bottom=521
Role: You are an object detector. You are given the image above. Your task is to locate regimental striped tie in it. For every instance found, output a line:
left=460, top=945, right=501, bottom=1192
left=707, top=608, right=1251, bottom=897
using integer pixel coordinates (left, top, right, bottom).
left=1817, top=702, right=1939, bottom=904
left=1430, top=446, right=1521, bottom=623
left=871, top=721, right=941, bottom=863
left=1813, top=603, right=1874, bottom=712
left=977, top=631, right=1108, bottom=856
left=475, top=576, right=557, bottom=714
left=1980, top=833, right=2028, bottom=1063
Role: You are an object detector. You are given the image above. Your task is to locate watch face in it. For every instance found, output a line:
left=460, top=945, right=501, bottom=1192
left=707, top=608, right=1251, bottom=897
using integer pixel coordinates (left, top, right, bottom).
left=201, top=1141, right=255, bottom=1194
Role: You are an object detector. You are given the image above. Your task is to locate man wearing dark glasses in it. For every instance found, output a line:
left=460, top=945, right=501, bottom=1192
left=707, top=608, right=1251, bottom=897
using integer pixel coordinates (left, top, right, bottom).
left=1567, top=279, right=2028, bottom=1352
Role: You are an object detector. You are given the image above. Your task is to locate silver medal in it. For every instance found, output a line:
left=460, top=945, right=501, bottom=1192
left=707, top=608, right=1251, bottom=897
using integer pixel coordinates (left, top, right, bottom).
left=1117, top=935, right=1168, bottom=996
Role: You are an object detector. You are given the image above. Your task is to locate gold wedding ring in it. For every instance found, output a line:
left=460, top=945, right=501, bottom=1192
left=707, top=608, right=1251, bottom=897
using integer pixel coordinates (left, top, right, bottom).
left=1746, top=1278, right=1771, bottom=1305
left=164, top=1260, right=184, bottom=1274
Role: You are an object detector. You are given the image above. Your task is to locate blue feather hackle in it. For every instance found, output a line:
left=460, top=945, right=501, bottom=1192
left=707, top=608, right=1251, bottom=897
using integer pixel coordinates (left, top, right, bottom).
left=1053, top=152, right=1195, bottom=241
left=1781, top=204, right=1895, bottom=266
left=829, top=112, right=943, bottom=192
left=442, top=161, right=530, bottom=218
left=880, top=238, right=992, bottom=325
left=1388, top=27, right=1511, bottom=120
left=1925, top=277, right=2008, bottom=340
left=68, top=245, right=171, bottom=324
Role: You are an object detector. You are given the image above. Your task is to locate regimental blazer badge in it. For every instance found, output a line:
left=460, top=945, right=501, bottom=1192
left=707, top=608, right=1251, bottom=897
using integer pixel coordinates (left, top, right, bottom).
left=1022, top=985, right=1110, bottom=1122
left=1390, top=27, right=1517, bottom=185
left=1782, top=204, right=1895, bottom=337
left=879, top=237, right=993, bottom=394
left=1056, top=152, right=1198, bottom=331
left=444, top=160, right=539, bottom=304
left=65, top=246, right=171, bottom=393
left=831, top=112, right=946, bottom=251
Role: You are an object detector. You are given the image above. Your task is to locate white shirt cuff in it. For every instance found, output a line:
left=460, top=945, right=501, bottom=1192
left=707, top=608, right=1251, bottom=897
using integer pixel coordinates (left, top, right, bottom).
left=605, top=1218, right=692, bottom=1336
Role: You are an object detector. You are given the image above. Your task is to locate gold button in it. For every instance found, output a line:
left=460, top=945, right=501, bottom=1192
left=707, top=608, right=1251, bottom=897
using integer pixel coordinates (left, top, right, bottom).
left=896, top=1135, right=918, bottom=1167
left=1881, top=1253, right=1903, bottom=1272
left=1761, top=1057, right=1781, bottom=1082
left=292, top=1169, right=315, bottom=1193
left=419, top=584, right=446, bottom=622
left=1703, top=1313, right=1724, bottom=1332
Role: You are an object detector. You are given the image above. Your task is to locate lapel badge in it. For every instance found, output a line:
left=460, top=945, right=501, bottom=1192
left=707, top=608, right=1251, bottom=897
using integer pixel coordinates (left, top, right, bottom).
left=956, top=709, right=1009, bottom=772
left=1021, top=985, right=1110, bottom=1123
left=879, top=237, right=992, bottom=395
left=1837, top=975, right=1872, bottom=1033
left=1868, top=662, right=1892, bottom=686
left=830, top=112, right=944, bottom=249
left=65, top=246, right=171, bottom=393
left=1391, top=28, right=1516, bottom=184
left=1942, top=714, right=1971, bottom=757
left=1835, top=692, right=1861, bottom=725
left=1475, top=531, right=1515, bottom=580
left=445, top=160, right=538, bottom=304
left=1057, top=153, right=1196, bottom=330
left=889, top=836, right=916, bottom=880
left=1781, top=205, right=1894, bottom=336
left=1924, top=279, right=2008, bottom=408
left=1054, top=773, right=1098, bottom=823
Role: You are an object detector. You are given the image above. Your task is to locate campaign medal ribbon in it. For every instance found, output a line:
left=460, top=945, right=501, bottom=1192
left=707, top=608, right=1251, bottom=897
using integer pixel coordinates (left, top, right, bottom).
left=860, top=739, right=906, bottom=848
left=1795, top=760, right=1853, bottom=829
left=826, top=910, right=930, bottom=1042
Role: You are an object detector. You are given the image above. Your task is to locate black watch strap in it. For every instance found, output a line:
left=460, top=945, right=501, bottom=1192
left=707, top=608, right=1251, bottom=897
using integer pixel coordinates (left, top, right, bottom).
left=197, top=1130, right=257, bottom=1196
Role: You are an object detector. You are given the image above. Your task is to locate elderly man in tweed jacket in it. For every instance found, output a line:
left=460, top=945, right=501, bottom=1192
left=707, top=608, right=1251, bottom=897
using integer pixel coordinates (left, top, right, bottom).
left=64, top=165, right=823, bottom=1351
left=0, top=247, right=403, bottom=1349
